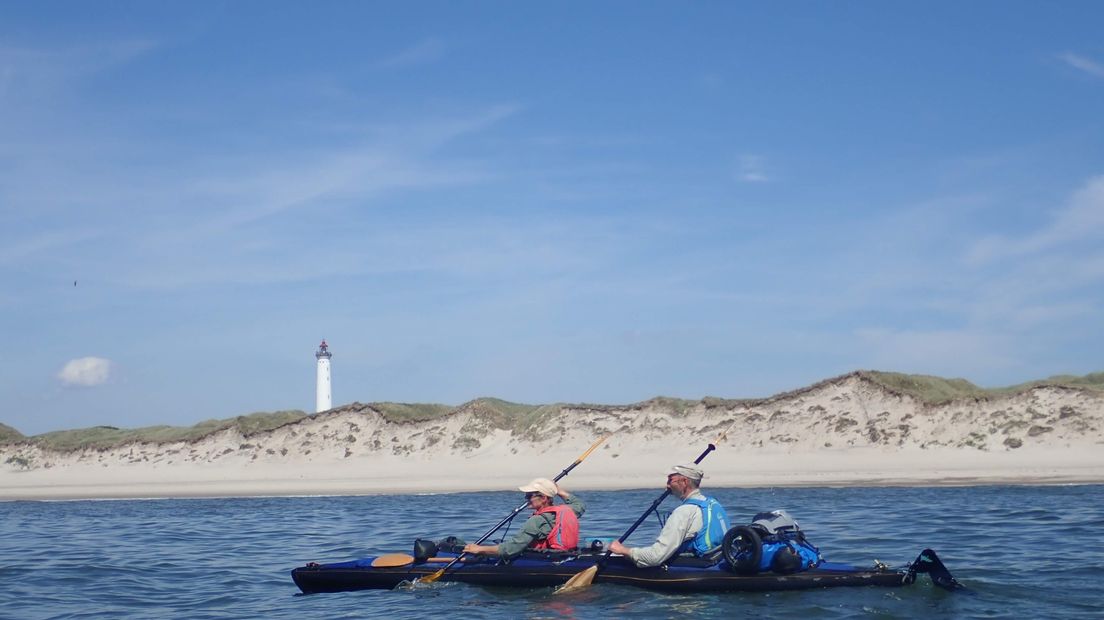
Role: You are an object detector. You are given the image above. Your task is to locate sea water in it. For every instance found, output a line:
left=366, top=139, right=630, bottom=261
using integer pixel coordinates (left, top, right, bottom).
left=1, top=485, right=1102, bottom=619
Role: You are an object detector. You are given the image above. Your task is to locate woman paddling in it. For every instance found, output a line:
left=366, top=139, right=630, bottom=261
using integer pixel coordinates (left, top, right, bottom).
left=463, top=478, right=585, bottom=559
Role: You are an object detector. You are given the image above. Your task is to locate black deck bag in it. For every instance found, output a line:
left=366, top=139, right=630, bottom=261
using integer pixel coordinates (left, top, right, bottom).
left=435, top=536, right=467, bottom=554
left=413, top=539, right=439, bottom=562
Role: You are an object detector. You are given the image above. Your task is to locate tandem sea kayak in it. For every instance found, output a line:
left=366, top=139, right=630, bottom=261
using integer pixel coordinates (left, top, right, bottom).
left=291, top=546, right=961, bottom=595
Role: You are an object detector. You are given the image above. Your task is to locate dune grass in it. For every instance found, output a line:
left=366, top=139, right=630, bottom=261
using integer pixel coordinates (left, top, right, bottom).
left=26, top=410, right=307, bottom=451
left=0, top=423, right=24, bottom=443
left=5, top=371, right=1101, bottom=450
left=861, top=370, right=1104, bottom=404
left=461, top=397, right=541, bottom=429
left=371, top=402, right=454, bottom=423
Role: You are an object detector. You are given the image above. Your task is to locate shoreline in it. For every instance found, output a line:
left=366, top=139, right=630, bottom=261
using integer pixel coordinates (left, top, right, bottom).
left=3, top=458, right=1101, bottom=501
left=5, top=479, right=1102, bottom=502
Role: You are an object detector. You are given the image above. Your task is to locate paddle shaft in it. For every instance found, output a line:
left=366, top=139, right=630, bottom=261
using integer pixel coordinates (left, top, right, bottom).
left=554, top=422, right=738, bottom=593
left=472, top=435, right=606, bottom=547
left=424, top=434, right=609, bottom=579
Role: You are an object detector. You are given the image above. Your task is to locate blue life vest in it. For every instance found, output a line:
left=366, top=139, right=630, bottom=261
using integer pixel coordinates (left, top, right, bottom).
left=680, top=496, right=731, bottom=556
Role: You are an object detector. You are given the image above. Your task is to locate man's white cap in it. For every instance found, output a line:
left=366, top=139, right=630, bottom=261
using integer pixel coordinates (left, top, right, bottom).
left=668, top=464, right=704, bottom=482
left=519, top=478, right=558, bottom=497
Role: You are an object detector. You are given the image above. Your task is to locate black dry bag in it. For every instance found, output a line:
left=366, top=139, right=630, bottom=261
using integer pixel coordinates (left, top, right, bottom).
left=413, top=539, right=439, bottom=562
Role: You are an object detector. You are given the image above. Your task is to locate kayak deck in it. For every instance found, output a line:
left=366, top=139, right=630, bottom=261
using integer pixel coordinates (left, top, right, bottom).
left=292, top=551, right=918, bottom=594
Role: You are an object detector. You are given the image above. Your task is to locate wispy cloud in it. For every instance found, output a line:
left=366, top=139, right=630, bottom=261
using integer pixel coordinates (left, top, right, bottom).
left=0, top=40, right=157, bottom=103
left=58, top=357, right=112, bottom=387
left=376, top=38, right=445, bottom=69
left=7, top=102, right=533, bottom=291
left=700, top=73, right=725, bottom=89
left=736, top=155, right=769, bottom=183
left=117, top=206, right=623, bottom=291
left=852, top=327, right=1014, bottom=378
left=168, top=106, right=518, bottom=235
left=1057, top=52, right=1104, bottom=79
left=0, top=228, right=101, bottom=265
left=967, top=175, right=1104, bottom=264
left=373, top=103, right=520, bottom=148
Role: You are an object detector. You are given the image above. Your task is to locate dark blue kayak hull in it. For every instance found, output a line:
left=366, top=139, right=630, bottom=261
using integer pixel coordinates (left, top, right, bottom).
left=292, top=552, right=921, bottom=594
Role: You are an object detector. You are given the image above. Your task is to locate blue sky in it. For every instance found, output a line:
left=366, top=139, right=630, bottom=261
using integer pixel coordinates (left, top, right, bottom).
left=2, top=2, right=1102, bottom=435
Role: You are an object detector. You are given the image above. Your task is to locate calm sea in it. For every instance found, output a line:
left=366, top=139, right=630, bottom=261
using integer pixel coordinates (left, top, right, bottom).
left=1, top=485, right=1102, bottom=619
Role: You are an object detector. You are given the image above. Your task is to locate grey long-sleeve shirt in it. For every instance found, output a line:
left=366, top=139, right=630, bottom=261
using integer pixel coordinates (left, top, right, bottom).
left=627, top=490, right=706, bottom=568
left=497, top=494, right=586, bottom=559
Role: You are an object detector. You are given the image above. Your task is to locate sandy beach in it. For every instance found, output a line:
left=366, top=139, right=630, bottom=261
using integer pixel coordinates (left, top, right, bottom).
left=3, top=373, right=1102, bottom=501
left=1, top=445, right=1102, bottom=501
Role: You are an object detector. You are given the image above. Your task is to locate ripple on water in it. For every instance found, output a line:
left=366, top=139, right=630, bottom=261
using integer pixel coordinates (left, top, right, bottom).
left=1, top=486, right=1102, bottom=619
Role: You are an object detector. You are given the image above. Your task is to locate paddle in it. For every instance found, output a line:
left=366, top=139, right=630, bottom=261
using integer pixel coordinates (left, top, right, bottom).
left=418, top=433, right=611, bottom=584
left=557, top=425, right=734, bottom=593
left=370, top=553, right=451, bottom=567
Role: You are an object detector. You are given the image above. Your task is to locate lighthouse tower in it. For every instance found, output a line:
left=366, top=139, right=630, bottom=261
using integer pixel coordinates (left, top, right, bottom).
left=315, top=339, right=332, bottom=413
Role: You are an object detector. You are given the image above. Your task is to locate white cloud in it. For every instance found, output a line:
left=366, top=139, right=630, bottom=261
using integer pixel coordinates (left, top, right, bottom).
left=0, top=40, right=157, bottom=103
left=701, top=73, right=724, bottom=89
left=0, top=228, right=101, bottom=265
left=852, top=327, right=1013, bottom=376
left=376, top=38, right=445, bottom=69
left=58, top=357, right=112, bottom=387
left=1057, top=52, right=1104, bottom=79
left=966, top=174, right=1104, bottom=264
left=165, top=105, right=518, bottom=235
left=737, top=155, right=769, bottom=183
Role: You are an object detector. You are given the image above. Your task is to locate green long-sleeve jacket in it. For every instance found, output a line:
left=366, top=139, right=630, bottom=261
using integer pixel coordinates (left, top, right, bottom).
left=496, top=495, right=586, bottom=559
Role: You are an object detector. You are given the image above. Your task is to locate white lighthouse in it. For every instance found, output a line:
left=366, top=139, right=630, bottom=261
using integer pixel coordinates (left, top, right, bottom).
left=315, top=339, right=332, bottom=413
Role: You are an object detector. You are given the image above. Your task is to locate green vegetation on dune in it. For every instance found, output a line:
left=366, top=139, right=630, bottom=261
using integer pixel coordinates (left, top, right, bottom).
left=1035, top=372, right=1104, bottom=389
left=190, top=410, right=309, bottom=434
left=520, top=403, right=570, bottom=430
left=392, top=397, right=570, bottom=440
left=456, top=397, right=543, bottom=434
left=475, top=397, right=540, bottom=417
left=994, top=372, right=1104, bottom=396
left=0, top=422, right=24, bottom=443
left=860, top=371, right=987, bottom=403
left=370, top=402, right=454, bottom=423
left=646, top=396, right=700, bottom=415
left=6, top=370, right=1102, bottom=451
left=24, top=410, right=307, bottom=451
left=861, top=370, right=1104, bottom=404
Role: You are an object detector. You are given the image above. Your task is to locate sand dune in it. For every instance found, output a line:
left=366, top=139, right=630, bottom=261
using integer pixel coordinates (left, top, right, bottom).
left=2, top=373, right=1101, bottom=500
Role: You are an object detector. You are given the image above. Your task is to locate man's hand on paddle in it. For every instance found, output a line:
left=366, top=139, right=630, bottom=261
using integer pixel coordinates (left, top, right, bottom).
left=608, top=541, right=629, bottom=556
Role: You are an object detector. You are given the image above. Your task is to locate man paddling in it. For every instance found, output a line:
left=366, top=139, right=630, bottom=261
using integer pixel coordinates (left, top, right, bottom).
left=463, top=478, right=585, bottom=559
left=608, top=464, right=730, bottom=567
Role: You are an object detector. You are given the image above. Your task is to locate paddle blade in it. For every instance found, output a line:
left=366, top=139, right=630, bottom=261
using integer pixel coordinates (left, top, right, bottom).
left=556, top=565, right=598, bottom=594
left=418, top=568, right=446, bottom=584
left=370, top=553, right=416, bottom=568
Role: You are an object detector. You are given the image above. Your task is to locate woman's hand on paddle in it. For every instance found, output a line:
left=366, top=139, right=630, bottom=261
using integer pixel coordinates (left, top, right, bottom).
left=463, top=543, right=496, bottom=555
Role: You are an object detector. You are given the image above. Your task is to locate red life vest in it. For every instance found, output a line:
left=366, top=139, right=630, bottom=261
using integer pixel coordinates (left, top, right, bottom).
left=530, top=504, right=580, bottom=551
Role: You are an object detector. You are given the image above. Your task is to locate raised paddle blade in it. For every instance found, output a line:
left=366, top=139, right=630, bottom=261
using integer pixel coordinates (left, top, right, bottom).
left=556, top=565, right=598, bottom=593
left=370, top=553, right=416, bottom=568
left=576, top=434, right=611, bottom=463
